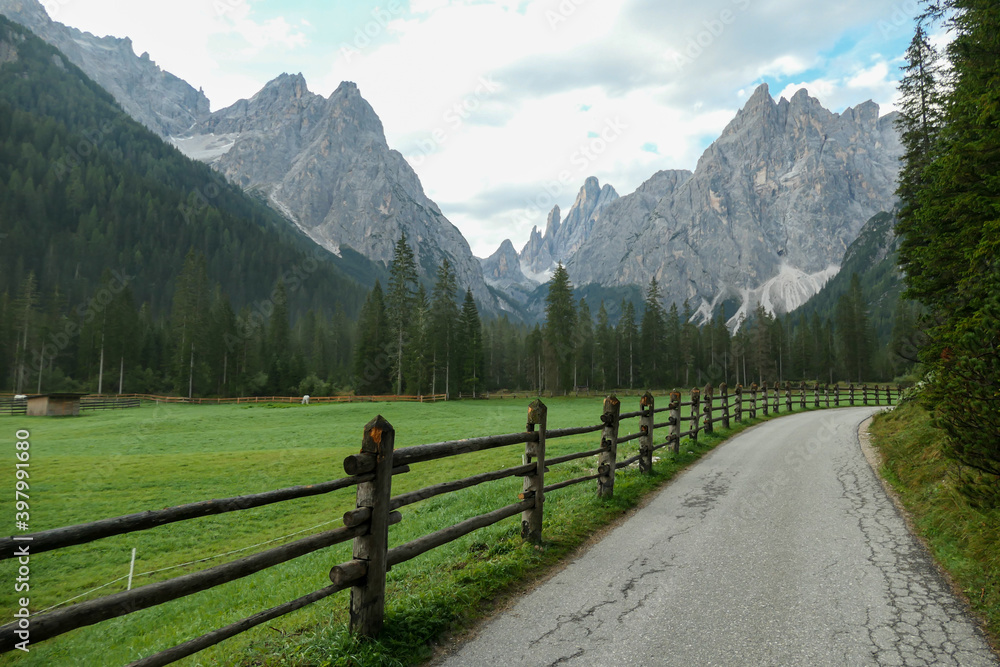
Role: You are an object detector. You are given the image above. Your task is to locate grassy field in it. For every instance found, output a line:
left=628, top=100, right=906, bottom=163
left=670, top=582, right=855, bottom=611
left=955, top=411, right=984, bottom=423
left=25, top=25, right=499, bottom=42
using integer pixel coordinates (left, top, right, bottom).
left=0, top=392, right=882, bottom=666
left=869, top=400, right=1000, bottom=651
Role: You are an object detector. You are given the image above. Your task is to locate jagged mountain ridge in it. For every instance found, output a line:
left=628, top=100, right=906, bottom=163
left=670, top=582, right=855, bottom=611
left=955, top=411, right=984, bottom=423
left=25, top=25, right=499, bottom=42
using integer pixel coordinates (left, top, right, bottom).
left=0, top=0, right=210, bottom=136
left=566, top=84, right=902, bottom=328
left=519, top=176, right=619, bottom=282
left=171, top=73, right=499, bottom=312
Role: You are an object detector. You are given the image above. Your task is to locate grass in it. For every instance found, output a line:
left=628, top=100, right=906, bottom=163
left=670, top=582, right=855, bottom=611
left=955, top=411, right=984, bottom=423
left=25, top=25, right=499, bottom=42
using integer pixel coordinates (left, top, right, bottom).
left=869, top=400, right=1000, bottom=650
left=0, top=392, right=884, bottom=666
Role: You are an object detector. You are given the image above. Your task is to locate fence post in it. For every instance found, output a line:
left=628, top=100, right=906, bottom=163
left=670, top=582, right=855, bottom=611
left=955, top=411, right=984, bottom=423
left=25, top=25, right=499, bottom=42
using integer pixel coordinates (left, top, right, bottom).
left=750, top=383, right=759, bottom=419
left=598, top=396, right=622, bottom=494
left=670, top=390, right=682, bottom=455
left=824, top=384, right=830, bottom=408
left=690, top=387, right=701, bottom=445
left=638, top=392, right=653, bottom=474
left=874, top=384, right=881, bottom=405
left=349, top=415, right=395, bottom=638
left=785, top=382, right=792, bottom=412
left=734, top=384, right=743, bottom=422
left=761, top=381, right=769, bottom=416
left=522, top=400, right=547, bottom=542
left=800, top=382, right=807, bottom=409
left=813, top=383, right=820, bottom=407
left=834, top=384, right=840, bottom=407
left=703, top=384, right=714, bottom=435
left=862, top=384, right=869, bottom=405
left=720, top=383, right=730, bottom=430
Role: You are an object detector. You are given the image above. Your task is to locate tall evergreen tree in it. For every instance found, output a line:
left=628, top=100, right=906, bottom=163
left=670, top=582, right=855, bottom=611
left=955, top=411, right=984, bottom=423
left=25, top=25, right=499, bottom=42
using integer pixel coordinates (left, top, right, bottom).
left=458, top=288, right=483, bottom=396
left=386, top=233, right=418, bottom=395
left=639, top=278, right=667, bottom=388
left=595, top=301, right=615, bottom=391
left=352, top=281, right=391, bottom=395
left=543, top=263, right=576, bottom=392
left=574, top=298, right=594, bottom=390
left=430, top=259, right=460, bottom=398
left=617, top=300, right=638, bottom=389
left=835, top=273, right=873, bottom=382
left=170, top=251, right=211, bottom=397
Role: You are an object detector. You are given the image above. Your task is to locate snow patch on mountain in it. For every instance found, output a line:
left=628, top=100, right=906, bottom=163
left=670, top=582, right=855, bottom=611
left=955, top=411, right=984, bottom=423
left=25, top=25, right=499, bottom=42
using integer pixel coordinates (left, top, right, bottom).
left=169, top=133, right=240, bottom=162
left=726, top=264, right=840, bottom=330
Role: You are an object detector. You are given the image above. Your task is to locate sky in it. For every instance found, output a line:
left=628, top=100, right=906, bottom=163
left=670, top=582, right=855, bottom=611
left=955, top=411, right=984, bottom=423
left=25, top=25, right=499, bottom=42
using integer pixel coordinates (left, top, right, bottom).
left=43, top=0, right=922, bottom=258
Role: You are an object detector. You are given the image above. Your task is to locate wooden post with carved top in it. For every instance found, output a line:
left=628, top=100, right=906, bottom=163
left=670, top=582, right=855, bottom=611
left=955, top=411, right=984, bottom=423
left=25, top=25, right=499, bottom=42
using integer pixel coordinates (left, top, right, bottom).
left=349, top=415, right=395, bottom=637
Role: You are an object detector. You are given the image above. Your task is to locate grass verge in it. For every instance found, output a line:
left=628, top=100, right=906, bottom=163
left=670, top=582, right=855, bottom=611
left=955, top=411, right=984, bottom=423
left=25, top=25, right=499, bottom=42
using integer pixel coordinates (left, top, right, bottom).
left=869, top=400, right=1000, bottom=651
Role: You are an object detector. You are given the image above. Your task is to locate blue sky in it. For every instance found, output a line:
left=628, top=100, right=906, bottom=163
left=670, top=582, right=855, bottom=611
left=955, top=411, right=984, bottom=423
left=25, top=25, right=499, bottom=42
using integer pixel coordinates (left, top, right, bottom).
left=48, top=0, right=921, bottom=257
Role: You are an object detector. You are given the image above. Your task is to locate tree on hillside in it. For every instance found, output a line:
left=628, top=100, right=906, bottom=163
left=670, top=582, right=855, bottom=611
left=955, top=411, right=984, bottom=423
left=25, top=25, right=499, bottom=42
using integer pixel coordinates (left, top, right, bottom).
left=170, top=251, right=211, bottom=397
left=458, top=288, right=483, bottom=396
left=544, top=263, right=576, bottom=392
left=386, top=233, right=418, bottom=395
left=430, top=259, right=460, bottom=398
left=617, top=300, right=638, bottom=388
left=640, top=278, right=667, bottom=388
left=835, top=273, right=873, bottom=383
left=353, top=281, right=391, bottom=395
left=574, top=298, right=594, bottom=390
left=595, top=301, right=615, bottom=390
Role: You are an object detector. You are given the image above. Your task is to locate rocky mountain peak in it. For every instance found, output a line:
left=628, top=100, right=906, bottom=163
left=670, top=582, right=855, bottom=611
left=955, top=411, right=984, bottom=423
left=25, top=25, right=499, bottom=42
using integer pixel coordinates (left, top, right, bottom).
left=172, top=73, right=498, bottom=312
left=544, top=206, right=561, bottom=238
left=567, top=87, right=902, bottom=327
left=519, top=176, right=619, bottom=281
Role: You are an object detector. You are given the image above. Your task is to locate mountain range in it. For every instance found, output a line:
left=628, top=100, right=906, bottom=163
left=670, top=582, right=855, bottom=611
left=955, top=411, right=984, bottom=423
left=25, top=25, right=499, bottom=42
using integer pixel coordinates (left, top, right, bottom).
left=1, top=0, right=905, bottom=327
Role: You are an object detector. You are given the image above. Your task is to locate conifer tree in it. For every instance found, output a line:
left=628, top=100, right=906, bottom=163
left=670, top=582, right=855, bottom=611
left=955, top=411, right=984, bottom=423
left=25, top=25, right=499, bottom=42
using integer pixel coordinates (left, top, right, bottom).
left=458, top=288, right=483, bottom=396
left=543, top=263, right=576, bottom=392
left=353, top=281, right=391, bottom=395
left=386, top=233, right=417, bottom=395
left=640, top=278, right=667, bottom=388
left=430, top=259, right=460, bottom=398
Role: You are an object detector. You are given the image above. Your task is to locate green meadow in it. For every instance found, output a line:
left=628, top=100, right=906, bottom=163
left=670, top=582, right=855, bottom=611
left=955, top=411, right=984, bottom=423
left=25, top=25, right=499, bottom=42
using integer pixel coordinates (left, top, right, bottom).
left=0, top=393, right=861, bottom=666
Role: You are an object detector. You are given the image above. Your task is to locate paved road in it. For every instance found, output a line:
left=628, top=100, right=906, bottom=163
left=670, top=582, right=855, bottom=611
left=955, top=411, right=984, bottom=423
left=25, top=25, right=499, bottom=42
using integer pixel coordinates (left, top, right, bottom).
left=436, top=407, right=998, bottom=667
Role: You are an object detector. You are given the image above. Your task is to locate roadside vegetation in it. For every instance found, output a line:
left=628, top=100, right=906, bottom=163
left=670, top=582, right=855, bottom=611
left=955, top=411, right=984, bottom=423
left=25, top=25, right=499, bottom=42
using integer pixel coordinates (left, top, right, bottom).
left=871, top=399, right=1000, bottom=649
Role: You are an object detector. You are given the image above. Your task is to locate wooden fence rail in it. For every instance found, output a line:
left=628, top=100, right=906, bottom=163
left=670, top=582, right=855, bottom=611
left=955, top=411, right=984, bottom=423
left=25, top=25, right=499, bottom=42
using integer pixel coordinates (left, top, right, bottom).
left=0, top=382, right=899, bottom=664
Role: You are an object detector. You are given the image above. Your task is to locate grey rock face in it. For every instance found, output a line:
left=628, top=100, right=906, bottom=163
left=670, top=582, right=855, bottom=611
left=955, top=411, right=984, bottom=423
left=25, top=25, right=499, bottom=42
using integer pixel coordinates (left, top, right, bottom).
left=519, top=177, right=618, bottom=280
left=0, top=0, right=210, bottom=136
left=480, top=239, right=537, bottom=304
left=567, top=84, right=902, bottom=323
left=175, top=75, right=497, bottom=310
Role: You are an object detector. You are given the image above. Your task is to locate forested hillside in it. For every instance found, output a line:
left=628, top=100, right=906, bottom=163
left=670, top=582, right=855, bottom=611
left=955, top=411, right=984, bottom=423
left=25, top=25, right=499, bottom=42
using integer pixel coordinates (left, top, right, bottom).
left=0, top=15, right=376, bottom=395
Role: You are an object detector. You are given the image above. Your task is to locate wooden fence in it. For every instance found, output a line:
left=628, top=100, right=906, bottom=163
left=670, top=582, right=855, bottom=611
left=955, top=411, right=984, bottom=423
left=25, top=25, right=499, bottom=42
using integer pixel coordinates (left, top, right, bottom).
left=0, top=382, right=898, bottom=665
left=0, top=396, right=26, bottom=416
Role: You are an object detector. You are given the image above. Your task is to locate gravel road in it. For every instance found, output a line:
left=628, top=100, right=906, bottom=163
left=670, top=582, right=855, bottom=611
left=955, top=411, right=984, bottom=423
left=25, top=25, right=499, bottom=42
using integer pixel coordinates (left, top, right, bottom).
left=435, top=407, right=998, bottom=667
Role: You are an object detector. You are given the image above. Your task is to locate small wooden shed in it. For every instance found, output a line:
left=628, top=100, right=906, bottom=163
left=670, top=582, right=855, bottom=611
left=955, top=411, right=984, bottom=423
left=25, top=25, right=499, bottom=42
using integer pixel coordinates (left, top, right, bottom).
left=26, top=393, right=86, bottom=417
